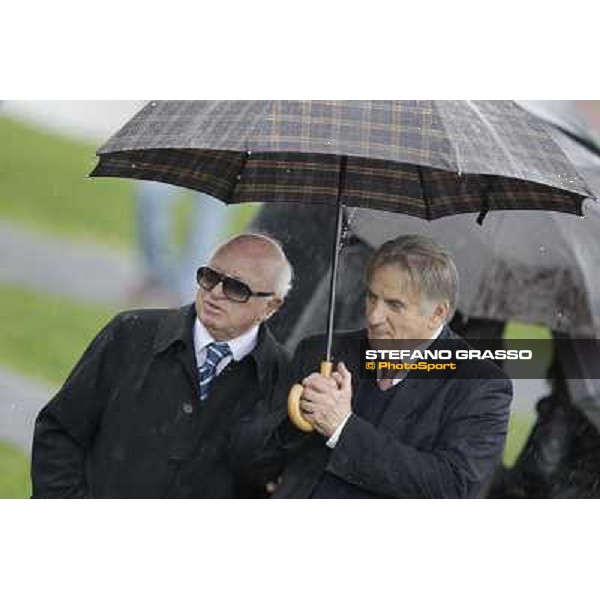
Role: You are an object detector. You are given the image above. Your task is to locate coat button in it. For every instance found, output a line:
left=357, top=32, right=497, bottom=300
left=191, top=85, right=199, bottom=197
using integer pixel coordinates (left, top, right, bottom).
left=182, top=403, right=193, bottom=414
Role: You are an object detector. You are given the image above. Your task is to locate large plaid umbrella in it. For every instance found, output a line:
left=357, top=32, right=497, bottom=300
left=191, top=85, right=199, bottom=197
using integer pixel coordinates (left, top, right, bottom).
left=90, top=100, right=596, bottom=431
left=92, top=100, right=591, bottom=215
left=351, top=102, right=600, bottom=338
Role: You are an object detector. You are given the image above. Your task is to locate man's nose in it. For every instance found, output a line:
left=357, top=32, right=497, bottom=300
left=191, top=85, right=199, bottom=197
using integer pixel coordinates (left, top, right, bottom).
left=367, top=299, right=385, bottom=325
left=206, top=281, right=226, bottom=299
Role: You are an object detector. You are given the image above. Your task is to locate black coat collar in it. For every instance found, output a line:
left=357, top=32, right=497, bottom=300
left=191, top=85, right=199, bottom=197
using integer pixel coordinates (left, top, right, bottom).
left=153, top=303, right=197, bottom=354
left=153, top=303, right=283, bottom=388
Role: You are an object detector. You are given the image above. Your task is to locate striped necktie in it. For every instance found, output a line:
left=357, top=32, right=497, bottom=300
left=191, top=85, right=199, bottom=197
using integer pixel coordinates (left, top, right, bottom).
left=198, top=341, right=232, bottom=402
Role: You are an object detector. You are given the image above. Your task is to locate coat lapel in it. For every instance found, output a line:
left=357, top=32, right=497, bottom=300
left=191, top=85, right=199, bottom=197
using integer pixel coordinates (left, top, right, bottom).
left=154, top=304, right=202, bottom=395
left=379, top=377, right=446, bottom=425
left=378, top=326, right=455, bottom=426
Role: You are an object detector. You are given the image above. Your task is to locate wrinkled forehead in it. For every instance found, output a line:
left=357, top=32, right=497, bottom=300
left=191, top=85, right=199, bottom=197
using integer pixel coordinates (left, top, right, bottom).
left=368, top=261, right=416, bottom=288
left=368, top=262, right=426, bottom=301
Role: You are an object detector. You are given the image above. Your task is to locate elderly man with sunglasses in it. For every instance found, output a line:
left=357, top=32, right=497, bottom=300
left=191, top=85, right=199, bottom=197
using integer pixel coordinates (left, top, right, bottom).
left=31, top=234, right=292, bottom=498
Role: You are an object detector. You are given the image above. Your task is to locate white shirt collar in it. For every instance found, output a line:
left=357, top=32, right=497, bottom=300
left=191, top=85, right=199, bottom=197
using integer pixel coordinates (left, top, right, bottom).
left=193, top=318, right=259, bottom=365
left=429, top=324, right=445, bottom=344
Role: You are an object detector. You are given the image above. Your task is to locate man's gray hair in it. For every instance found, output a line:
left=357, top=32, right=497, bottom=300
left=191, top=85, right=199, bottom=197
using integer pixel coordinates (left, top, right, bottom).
left=262, top=234, right=294, bottom=299
left=366, top=234, right=459, bottom=315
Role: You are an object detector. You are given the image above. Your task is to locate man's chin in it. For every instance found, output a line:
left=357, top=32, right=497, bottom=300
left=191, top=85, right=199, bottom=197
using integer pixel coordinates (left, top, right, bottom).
left=368, top=332, right=391, bottom=346
left=368, top=333, right=417, bottom=349
left=199, top=314, right=222, bottom=334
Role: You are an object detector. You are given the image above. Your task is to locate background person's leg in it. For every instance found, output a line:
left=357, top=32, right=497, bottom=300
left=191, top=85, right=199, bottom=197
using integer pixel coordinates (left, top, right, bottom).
left=130, top=180, right=180, bottom=305
left=176, top=193, right=231, bottom=303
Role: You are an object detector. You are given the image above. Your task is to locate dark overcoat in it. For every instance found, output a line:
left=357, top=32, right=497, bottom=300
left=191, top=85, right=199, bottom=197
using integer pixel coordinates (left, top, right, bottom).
left=31, top=304, right=289, bottom=498
left=233, top=327, right=513, bottom=498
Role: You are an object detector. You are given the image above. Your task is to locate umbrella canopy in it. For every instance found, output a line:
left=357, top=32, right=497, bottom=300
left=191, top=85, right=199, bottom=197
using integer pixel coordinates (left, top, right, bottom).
left=91, top=100, right=592, bottom=217
left=350, top=101, right=600, bottom=337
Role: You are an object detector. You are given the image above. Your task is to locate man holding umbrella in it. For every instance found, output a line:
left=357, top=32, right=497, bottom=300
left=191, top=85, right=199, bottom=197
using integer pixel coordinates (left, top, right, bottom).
left=235, top=234, right=513, bottom=498
left=31, top=233, right=292, bottom=498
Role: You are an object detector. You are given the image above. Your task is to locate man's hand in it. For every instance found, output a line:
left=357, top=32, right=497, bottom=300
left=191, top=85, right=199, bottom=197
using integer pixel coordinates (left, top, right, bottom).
left=300, top=362, right=352, bottom=437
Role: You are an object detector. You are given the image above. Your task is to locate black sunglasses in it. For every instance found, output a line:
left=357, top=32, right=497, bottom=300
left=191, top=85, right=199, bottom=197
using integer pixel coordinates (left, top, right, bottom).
left=196, top=266, right=275, bottom=303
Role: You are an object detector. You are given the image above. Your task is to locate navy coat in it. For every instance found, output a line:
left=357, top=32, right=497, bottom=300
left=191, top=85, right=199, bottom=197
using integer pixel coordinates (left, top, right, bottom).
left=233, top=327, right=513, bottom=498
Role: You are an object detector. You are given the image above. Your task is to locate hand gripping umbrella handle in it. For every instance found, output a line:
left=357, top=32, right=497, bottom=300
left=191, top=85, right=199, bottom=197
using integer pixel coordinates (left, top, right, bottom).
left=287, top=361, right=333, bottom=432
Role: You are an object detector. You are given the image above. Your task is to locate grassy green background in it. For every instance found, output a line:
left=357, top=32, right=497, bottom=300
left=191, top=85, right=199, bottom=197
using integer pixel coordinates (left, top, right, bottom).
left=0, top=116, right=135, bottom=248
left=0, top=283, right=115, bottom=386
left=0, top=442, right=31, bottom=498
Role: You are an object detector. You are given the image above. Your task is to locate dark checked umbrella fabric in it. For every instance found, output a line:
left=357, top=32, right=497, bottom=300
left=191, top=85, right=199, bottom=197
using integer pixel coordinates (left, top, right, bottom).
left=91, top=101, right=594, bottom=217
left=351, top=102, right=600, bottom=337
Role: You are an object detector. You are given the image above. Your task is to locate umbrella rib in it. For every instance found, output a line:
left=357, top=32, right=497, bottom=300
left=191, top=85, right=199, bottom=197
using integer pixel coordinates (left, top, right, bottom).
left=231, top=150, right=250, bottom=202
left=476, top=181, right=493, bottom=226
left=417, top=165, right=432, bottom=220
left=551, top=123, right=600, bottom=163
left=241, top=100, right=277, bottom=149
left=465, top=101, right=524, bottom=179
left=433, top=101, right=464, bottom=175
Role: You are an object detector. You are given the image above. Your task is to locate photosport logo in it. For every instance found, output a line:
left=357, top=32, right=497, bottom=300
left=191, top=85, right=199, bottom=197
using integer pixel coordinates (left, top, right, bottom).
left=364, top=347, right=459, bottom=373
left=357, top=338, right=600, bottom=380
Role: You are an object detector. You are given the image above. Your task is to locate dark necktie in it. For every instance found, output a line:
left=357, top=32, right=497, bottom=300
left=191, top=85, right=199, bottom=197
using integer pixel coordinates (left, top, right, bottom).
left=377, top=377, right=395, bottom=391
left=198, top=341, right=232, bottom=401
left=378, top=368, right=397, bottom=391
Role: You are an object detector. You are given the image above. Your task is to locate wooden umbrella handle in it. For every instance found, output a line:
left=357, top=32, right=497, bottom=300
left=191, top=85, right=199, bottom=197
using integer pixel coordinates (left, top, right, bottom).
left=287, top=361, right=333, bottom=432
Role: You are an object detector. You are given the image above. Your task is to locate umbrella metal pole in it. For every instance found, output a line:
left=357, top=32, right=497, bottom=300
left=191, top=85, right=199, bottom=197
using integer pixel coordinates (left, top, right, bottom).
left=325, top=155, right=348, bottom=362
left=287, top=155, right=347, bottom=433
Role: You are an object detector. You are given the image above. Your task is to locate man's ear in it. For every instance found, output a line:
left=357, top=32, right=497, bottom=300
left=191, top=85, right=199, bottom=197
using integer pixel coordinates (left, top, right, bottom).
left=430, top=301, right=450, bottom=328
left=263, top=296, right=284, bottom=321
